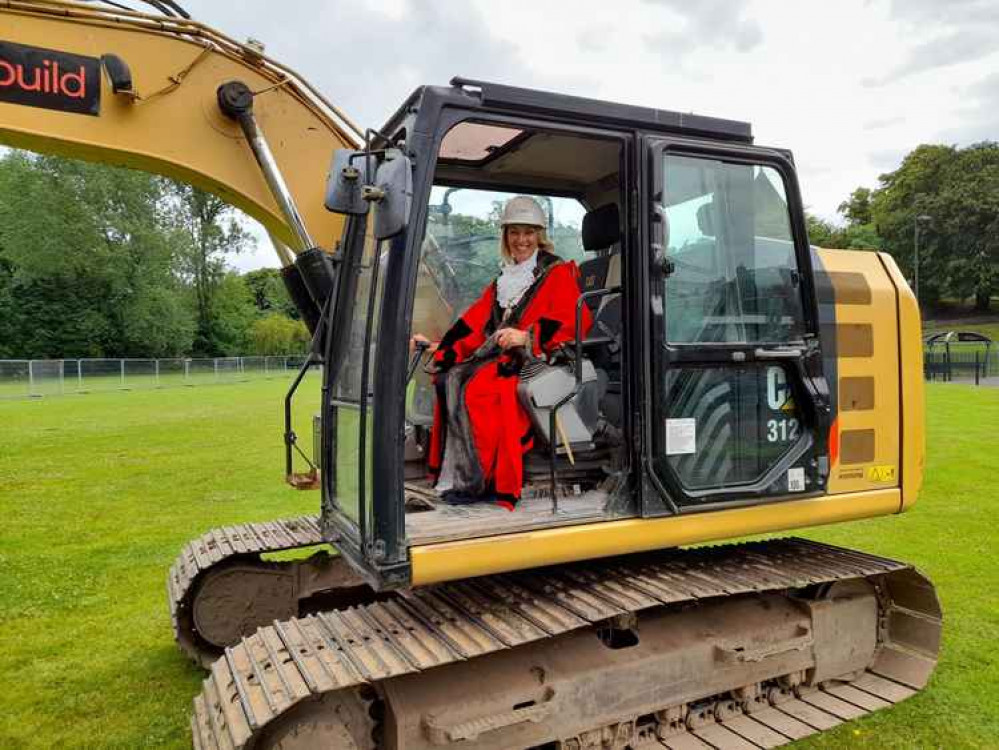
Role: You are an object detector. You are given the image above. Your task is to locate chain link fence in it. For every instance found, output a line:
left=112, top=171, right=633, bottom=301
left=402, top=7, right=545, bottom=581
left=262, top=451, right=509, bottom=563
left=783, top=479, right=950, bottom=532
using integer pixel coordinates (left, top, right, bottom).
left=0, top=356, right=313, bottom=400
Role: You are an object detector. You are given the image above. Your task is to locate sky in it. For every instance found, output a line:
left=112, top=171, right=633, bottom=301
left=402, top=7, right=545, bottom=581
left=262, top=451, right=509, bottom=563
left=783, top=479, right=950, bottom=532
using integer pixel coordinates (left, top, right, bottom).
left=180, top=0, right=999, bottom=271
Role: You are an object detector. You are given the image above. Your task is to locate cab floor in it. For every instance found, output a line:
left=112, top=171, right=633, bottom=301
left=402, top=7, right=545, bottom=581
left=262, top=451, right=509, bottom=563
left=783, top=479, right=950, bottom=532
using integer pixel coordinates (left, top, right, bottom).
left=403, top=482, right=614, bottom=544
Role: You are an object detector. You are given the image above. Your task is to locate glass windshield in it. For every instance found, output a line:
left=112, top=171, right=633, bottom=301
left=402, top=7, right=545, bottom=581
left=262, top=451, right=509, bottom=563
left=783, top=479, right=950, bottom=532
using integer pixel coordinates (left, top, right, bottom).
left=662, top=155, right=805, bottom=344
left=406, top=187, right=586, bottom=428
left=420, top=187, right=587, bottom=316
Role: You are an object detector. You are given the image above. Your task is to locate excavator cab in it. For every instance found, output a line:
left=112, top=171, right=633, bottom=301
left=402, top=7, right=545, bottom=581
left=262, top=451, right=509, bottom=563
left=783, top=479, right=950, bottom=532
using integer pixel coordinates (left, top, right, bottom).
left=320, top=79, right=833, bottom=589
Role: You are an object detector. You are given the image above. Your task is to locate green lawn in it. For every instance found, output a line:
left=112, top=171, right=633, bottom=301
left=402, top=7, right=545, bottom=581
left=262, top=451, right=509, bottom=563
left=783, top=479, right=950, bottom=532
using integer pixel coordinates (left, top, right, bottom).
left=1, top=380, right=996, bottom=748
left=924, top=320, right=999, bottom=342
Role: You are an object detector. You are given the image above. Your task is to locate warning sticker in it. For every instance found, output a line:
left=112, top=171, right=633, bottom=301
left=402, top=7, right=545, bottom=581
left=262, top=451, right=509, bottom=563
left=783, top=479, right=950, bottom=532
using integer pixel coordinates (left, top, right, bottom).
left=665, top=418, right=696, bottom=455
left=787, top=467, right=806, bottom=492
left=866, top=464, right=897, bottom=483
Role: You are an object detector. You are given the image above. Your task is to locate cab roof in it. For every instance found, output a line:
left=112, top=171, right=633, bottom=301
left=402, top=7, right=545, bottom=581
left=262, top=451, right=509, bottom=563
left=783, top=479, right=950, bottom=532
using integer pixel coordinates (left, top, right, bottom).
left=385, top=77, right=753, bottom=145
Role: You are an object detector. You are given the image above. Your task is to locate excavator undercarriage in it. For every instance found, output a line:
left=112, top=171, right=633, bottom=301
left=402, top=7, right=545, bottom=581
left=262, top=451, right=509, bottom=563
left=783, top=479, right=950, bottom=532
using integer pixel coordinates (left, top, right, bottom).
left=169, top=517, right=389, bottom=668
left=175, top=526, right=940, bottom=750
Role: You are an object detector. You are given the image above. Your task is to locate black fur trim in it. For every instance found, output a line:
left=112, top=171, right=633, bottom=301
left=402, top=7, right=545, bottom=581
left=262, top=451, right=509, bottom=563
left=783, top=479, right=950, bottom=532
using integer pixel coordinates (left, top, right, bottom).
left=439, top=318, right=473, bottom=349
left=534, top=251, right=560, bottom=275
left=437, top=348, right=457, bottom=371
left=497, top=359, right=520, bottom=377
left=441, top=490, right=491, bottom=505
left=537, top=317, right=562, bottom=349
left=487, top=303, right=502, bottom=336
left=441, top=359, right=488, bottom=495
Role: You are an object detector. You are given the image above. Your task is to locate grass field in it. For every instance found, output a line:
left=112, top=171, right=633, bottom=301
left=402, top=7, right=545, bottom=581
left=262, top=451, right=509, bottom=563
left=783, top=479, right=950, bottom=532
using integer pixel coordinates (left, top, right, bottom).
left=926, top=321, right=999, bottom=341
left=1, top=379, right=997, bottom=748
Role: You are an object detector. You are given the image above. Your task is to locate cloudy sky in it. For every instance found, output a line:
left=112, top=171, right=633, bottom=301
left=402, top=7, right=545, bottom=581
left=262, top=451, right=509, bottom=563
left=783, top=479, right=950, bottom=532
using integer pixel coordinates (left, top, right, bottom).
left=183, top=0, right=998, bottom=270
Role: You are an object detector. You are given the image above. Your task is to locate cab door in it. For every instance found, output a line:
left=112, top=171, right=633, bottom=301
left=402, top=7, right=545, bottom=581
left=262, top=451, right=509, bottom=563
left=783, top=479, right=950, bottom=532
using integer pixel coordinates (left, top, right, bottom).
left=641, top=138, right=831, bottom=515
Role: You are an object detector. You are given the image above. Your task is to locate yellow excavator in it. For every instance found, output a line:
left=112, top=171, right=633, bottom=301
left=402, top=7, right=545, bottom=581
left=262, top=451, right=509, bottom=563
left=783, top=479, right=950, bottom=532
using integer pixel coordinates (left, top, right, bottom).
left=2, top=2, right=940, bottom=748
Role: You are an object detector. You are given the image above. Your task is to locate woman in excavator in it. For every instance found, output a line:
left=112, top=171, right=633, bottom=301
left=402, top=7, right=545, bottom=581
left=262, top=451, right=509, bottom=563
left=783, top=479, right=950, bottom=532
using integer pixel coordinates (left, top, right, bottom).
left=412, top=195, right=591, bottom=510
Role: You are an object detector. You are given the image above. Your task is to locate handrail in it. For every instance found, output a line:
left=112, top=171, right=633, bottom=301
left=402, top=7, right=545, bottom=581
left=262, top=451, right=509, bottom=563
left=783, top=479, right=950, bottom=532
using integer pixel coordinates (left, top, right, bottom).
left=545, top=285, right=622, bottom=511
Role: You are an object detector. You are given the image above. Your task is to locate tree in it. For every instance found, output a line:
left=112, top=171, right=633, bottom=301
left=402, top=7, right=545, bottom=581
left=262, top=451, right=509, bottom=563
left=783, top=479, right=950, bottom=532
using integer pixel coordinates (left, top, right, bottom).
left=935, top=144, right=999, bottom=310
left=837, top=187, right=873, bottom=226
left=244, top=267, right=298, bottom=318
left=0, top=258, right=15, bottom=359
left=202, top=272, right=258, bottom=356
left=0, top=150, right=291, bottom=358
left=168, top=183, right=256, bottom=355
left=0, top=151, right=195, bottom=357
left=870, top=142, right=999, bottom=310
left=805, top=213, right=838, bottom=247
left=250, top=313, right=310, bottom=355
left=839, top=224, right=882, bottom=251
left=805, top=211, right=882, bottom=252
left=424, top=208, right=500, bottom=311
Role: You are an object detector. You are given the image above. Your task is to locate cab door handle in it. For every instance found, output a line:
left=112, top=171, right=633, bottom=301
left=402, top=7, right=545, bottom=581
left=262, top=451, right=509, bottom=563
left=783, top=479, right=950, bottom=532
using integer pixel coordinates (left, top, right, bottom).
left=754, top=347, right=803, bottom=360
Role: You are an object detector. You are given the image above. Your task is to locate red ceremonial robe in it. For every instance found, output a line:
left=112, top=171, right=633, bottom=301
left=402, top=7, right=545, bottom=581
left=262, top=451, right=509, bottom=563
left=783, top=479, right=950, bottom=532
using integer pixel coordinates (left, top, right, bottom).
left=428, top=252, right=592, bottom=509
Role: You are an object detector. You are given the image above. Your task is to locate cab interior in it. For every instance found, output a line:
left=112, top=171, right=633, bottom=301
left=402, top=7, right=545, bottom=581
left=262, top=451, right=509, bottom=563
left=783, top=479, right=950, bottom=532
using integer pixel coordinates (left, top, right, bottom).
left=401, top=120, right=635, bottom=544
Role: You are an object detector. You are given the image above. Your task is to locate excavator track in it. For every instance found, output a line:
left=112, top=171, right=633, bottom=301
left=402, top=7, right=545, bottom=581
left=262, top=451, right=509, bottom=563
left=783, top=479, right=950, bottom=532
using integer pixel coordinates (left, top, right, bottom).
left=169, top=516, right=377, bottom=668
left=189, top=537, right=941, bottom=750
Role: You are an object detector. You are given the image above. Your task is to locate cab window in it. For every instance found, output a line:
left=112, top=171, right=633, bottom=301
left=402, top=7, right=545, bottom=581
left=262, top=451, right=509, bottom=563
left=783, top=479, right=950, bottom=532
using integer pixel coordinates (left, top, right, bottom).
left=663, top=155, right=805, bottom=345
left=420, top=187, right=587, bottom=316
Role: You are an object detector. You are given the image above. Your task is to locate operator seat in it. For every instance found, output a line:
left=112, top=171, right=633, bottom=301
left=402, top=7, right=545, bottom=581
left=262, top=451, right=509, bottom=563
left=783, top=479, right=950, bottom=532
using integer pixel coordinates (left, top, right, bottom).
left=579, top=202, right=622, bottom=307
left=522, top=203, right=623, bottom=486
left=578, top=203, right=623, bottom=427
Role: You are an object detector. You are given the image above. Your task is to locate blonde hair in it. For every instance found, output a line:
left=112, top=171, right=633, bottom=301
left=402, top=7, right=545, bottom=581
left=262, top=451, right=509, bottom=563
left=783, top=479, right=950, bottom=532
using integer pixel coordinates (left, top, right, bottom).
left=499, top=225, right=555, bottom=263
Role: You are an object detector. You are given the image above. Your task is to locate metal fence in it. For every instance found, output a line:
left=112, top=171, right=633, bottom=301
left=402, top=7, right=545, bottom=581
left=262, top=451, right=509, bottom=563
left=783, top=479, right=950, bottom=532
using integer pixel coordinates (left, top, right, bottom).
left=0, top=356, right=313, bottom=399
left=924, top=348, right=999, bottom=386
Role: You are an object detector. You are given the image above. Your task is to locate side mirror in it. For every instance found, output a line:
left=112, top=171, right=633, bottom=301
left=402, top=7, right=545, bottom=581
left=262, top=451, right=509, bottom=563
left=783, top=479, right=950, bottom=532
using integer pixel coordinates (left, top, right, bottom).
left=371, top=149, right=413, bottom=240
left=325, top=149, right=370, bottom=215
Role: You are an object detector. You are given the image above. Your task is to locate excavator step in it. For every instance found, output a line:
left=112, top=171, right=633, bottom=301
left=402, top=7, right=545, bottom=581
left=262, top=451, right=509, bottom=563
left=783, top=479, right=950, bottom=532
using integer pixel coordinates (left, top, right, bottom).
left=188, top=537, right=940, bottom=750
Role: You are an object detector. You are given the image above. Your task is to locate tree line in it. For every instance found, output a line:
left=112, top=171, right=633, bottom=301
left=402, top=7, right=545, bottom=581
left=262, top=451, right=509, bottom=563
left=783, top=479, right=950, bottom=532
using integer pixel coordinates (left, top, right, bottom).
left=2, top=139, right=995, bottom=361
left=0, top=150, right=310, bottom=359
left=807, top=141, right=999, bottom=311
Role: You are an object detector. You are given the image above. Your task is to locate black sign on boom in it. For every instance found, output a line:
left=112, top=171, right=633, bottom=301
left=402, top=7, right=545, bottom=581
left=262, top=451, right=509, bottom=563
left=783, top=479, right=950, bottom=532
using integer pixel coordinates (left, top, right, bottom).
left=0, top=40, right=101, bottom=116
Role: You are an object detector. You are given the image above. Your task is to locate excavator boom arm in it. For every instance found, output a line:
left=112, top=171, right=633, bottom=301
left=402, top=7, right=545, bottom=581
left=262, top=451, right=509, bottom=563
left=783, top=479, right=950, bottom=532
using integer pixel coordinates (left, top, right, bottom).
left=0, top=0, right=360, bottom=254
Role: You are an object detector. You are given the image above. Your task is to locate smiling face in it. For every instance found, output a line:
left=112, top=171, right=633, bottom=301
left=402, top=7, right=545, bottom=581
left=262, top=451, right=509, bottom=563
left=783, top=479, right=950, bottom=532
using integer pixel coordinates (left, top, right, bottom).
left=504, top=224, right=540, bottom=263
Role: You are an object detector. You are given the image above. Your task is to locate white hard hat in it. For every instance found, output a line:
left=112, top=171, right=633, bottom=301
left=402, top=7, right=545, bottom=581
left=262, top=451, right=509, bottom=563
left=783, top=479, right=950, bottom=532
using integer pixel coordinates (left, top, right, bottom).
left=500, top=196, right=546, bottom=228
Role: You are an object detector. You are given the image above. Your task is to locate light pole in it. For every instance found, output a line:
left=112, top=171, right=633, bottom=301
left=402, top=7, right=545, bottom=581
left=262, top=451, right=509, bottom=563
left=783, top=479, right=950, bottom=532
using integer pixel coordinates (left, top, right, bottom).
left=914, top=214, right=932, bottom=306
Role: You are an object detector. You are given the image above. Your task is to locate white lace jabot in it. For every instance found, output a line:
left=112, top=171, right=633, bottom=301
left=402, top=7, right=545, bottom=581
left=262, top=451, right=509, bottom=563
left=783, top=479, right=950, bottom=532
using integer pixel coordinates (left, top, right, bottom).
left=496, top=250, right=538, bottom=309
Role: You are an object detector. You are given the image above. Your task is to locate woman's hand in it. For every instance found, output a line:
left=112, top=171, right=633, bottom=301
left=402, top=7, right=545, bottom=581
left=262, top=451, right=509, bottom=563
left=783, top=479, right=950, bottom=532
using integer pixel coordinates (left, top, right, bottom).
left=410, top=333, right=438, bottom=353
left=496, top=328, right=528, bottom=350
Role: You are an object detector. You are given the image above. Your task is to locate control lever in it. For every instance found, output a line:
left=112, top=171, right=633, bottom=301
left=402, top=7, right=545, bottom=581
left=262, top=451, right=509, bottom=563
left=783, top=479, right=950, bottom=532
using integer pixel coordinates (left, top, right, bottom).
left=407, top=340, right=431, bottom=383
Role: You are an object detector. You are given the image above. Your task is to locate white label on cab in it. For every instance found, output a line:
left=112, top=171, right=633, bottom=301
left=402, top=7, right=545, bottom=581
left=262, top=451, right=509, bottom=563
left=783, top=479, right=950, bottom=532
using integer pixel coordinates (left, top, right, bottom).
left=787, top=467, right=806, bottom=492
left=665, top=418, right=697, bottom=455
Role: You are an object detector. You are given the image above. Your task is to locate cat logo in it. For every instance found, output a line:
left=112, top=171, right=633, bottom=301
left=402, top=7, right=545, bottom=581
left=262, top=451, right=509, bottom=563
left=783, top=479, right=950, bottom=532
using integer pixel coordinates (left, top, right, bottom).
left=766, top=366, right=796, bottom=412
